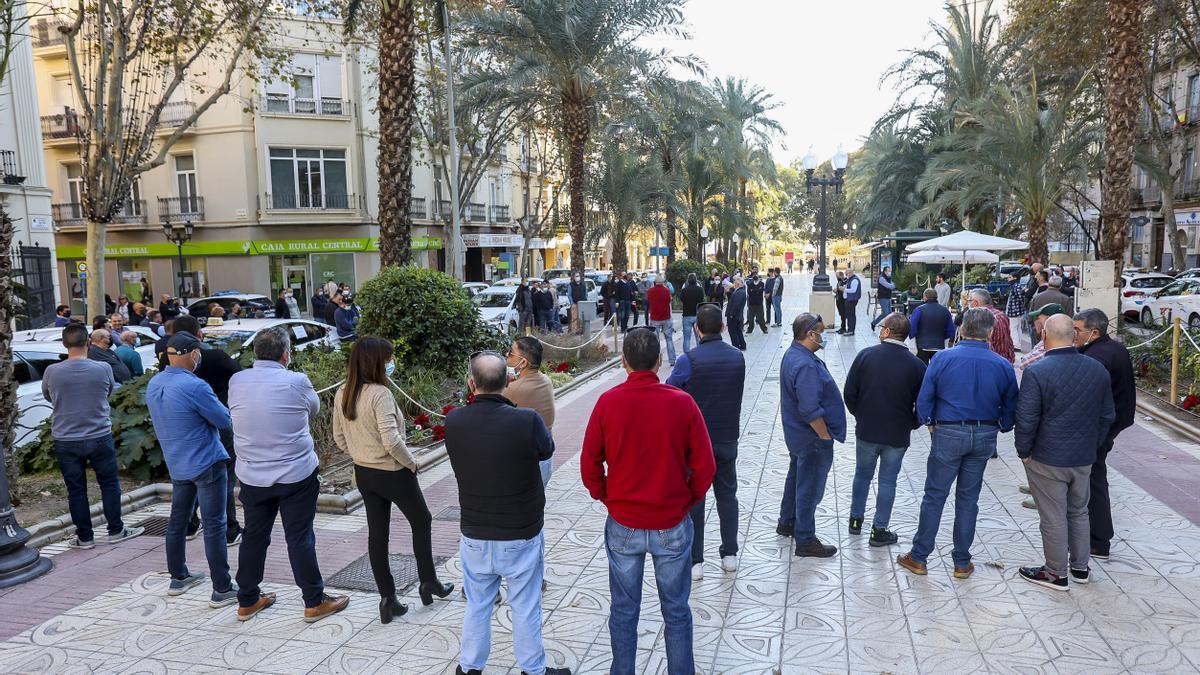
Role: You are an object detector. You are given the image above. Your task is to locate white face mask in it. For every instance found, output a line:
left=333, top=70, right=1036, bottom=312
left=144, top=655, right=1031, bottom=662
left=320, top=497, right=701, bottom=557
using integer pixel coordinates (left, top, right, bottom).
left=385, top=360, right=396, bottom=377
left=808, top=331, right=824, bottom=351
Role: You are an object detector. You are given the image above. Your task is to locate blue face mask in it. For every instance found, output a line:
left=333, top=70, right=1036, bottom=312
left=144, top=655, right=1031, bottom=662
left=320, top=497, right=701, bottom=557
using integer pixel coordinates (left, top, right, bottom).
left=385, top=361, right=396, bottom=377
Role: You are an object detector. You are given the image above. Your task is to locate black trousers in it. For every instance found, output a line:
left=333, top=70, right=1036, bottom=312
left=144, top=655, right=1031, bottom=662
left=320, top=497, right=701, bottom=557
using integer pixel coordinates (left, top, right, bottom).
left=747, top=305, right=768, bottom=333
left=237, top=469, right=325, bottom=608
left=355, top=464, right=438, bottom=597
left=728, top=317, right=747, bottom=349
left=836, top=297, right=846, bottom=331
left=689, top=440, right=740, bottom=563
left=1089, top=437, right=1116, bottom=552
left=917, top=349, right=938, bottom=365
left=843, top=299, right=858, bottom=333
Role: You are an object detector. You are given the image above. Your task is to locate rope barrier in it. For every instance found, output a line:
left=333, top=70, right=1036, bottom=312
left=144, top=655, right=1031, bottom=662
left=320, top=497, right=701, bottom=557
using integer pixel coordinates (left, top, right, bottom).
left=1184, top=327, right=1200, bottom=353
left=315, top=380, right=345, bottom=395
left=529, top=313, right=618, bottom=351
left=1126, top=325, right=1175, bottom=350
left=387, top=376, right=448, bottom=419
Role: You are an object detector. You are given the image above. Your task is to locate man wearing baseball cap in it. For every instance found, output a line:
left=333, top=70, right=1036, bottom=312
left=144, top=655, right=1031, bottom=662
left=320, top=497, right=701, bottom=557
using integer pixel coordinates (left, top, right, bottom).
left=1019, top=304, right=1069, bottom=377
left=146, top=331, right=237, bottom=607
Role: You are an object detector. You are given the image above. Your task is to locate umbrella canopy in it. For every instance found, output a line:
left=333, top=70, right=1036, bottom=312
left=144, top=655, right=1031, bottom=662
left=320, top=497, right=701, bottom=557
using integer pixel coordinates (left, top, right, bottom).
left=907, top=249, right=999, bottom=264
left=905, top=230, right=1028, bottom=253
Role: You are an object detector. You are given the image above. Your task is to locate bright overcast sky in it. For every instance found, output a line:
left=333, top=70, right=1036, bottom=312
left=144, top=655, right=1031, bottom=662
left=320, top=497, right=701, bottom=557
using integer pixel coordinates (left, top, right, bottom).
left=662, top=0, right=949, bottom=167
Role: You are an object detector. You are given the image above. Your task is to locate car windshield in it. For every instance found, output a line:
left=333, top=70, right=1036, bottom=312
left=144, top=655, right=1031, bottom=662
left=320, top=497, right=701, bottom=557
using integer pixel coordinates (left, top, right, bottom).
left=201, top=330, right=255, bottom=349
left=1131, top=277, right=1171, bottom=289
left=473, top=292, right=513, bottom=308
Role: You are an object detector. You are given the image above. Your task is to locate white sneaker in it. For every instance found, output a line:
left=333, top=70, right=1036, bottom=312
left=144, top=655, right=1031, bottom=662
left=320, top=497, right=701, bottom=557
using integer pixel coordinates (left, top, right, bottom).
left=721, top=555, right=739, bottom=573
left=691, top=563, right=704, bottom=581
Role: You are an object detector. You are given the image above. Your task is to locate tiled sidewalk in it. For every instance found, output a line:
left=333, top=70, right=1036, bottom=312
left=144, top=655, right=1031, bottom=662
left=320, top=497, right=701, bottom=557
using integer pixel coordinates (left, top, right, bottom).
left=3, top=275, right=1200, bottom=674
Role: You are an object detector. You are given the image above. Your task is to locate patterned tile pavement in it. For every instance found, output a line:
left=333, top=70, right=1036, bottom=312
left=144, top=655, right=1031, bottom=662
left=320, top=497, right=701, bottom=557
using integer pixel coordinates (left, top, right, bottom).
left=2, top=274, right=1200, bottom=674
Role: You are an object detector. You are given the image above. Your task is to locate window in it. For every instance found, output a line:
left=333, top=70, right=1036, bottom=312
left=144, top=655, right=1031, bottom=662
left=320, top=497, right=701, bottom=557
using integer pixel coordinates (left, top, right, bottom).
left=1189, top=75, right=1200, bottom=119
left=264, top=54, right=344, bottom=115
left=16, top=351, right=66, bottom=377
left=175, top=154, right=199, bottom=213
left=12, top=355, right=34, bottom=384
left=1186, top=149, right=1196, bottom=184
left=269, top=148, right=348, bottom=209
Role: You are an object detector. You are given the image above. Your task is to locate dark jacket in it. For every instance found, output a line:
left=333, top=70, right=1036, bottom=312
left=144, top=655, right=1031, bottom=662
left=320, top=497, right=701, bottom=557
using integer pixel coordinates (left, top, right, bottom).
left=600, top=280, right=614, bottom=301
left=274, top=297, right=289, bottom=320
left=159, top=300, right=181, bottom=321
left=445, top=394, right=554, bottom=540
left=910, top=300, right=955, bottom=351
left=1031, top=287, right=1074, bottom=314
left=569, top=280, right=586, bottom=303
left=1016, top=347, right=1115, bottom=467
left=311, top=293, right=329, bottom=321
left=334, top=305, right=358, bottom=338
left=1078, top=334, right=1136, bottom=442
left=532, top=288, right=554, bottom=312
left=746, top=279, right=765, bottom=306
left=515, top=284, right=533, bottom=313
left=615, top=280, right=634, bottom=302
left=843, top=341, right=926, bottom=447
left=705, top=278, right=723, bottom=302
left=725, top=287, right=746, bottom=323
left=666, top=334, right=746, bottom=442
left=154, top=333, right=242, bottom=404
left=89, top=345, right=132, bottom=383
left=679, top=283, right=705, bottom=317
left=774, top=275, right=784, bottom=296
left=323, top=300, right=338, bottom=325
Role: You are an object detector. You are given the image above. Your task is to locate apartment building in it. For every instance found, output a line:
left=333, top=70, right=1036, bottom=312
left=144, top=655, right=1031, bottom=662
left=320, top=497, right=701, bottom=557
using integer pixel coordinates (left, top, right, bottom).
left=31, top=14, right=561, bottom=315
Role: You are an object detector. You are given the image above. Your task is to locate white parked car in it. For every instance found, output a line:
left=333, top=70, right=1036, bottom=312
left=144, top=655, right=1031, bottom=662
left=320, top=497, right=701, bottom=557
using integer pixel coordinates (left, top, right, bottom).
left=185, top=293, right=275, bottom=319
left=13, top=325, right=161, bottom=372
left=551, top=277, right=599, bottom=303
left=1121, top=273, right=1174, bottom=321
left=1140, top=277, right=1200, bottom=329
left=198, top=318, right=340, bottom=356
left=461, top=282, right=490, bottom=297
left=1176, top=268, right=1200, bottom=280
left=471, top=286, right=519, bottom=331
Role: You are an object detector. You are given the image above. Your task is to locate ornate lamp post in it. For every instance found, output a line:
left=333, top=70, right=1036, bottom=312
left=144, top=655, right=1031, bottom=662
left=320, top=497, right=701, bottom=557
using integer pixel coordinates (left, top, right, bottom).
left=732, top=233, right=740, bottom=268
left=700, top=225, right=710, bottom=264
left=0, top=462, right=52, bottom=587
left=162, top=219, right=194, bottom=299
left=802, top=144, right=848, bottom=293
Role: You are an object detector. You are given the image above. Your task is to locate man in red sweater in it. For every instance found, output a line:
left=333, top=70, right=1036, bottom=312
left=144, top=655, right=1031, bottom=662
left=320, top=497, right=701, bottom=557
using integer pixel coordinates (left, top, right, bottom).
left=581, top=328, right=715, bottom=675
left=646, top=275, right=676, bottom=366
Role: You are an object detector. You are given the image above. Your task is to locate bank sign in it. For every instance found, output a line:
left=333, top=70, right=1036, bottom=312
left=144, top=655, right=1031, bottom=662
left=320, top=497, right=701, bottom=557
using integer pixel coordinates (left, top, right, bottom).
left=57, top=237, right=444, bottom=259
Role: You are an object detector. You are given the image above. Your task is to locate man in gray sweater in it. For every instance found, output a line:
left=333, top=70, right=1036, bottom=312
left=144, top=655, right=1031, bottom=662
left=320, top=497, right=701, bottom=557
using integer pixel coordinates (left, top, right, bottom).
left=1015, top=314, right=1114, bottom=591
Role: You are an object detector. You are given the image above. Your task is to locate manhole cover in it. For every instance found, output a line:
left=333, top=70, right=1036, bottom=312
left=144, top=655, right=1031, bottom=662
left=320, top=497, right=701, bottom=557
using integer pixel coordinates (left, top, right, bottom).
left=325, top=552, right=449, bottom=593
left=130, top=515, right=171, bottom=537
left=433, top=505, right=461, bottom=521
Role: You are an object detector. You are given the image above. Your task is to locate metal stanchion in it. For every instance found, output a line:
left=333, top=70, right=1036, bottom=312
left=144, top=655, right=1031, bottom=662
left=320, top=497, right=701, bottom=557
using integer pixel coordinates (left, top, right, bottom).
left=1171, top=315, right=1182, bottom=406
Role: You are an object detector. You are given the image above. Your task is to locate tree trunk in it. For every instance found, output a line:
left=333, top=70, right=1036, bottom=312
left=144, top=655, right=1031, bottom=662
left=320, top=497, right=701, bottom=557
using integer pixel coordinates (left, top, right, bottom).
left=1028, top=214, right=1049, bottom=265
left=85, top=220, right=107, bottom=316
left=663, top=149, right=676, bottom=265
left=1101, top=0, right=1145, bottom=266
left=377, top=0, right=416, bottom=268
left=611, top=229, right=629, bottom=274
left=563, top=99, right=591, bottom=276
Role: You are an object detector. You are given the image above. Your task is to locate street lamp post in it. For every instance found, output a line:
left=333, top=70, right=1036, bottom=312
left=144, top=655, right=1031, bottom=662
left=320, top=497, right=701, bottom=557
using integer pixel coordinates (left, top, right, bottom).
left=0, top=456, right=52, bottom=587
left=732, top=233, right=740, bottom=268
left=700, top=225, right=710, bottom=264
left=163, top=219, right=195, bottom=299
left=802, top=145, right=848, bottom=326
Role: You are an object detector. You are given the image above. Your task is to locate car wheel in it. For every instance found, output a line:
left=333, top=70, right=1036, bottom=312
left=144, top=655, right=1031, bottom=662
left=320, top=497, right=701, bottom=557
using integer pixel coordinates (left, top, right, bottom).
left=1190, top=313, right=1200, bottom=330
left=1142, top=307, right=1155, bottom=327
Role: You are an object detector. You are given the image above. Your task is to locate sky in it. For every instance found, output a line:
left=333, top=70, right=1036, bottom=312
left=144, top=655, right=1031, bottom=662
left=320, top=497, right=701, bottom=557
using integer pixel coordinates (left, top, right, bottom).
left=660, top=0, right=949, bottom=167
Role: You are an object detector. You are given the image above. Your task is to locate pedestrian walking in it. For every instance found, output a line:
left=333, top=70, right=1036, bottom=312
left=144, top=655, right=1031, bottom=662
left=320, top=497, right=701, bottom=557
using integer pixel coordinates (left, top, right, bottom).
left=115, top=331, right=145, bottom=378
left=870, top=266, right=896, bottom=331
left=746, top=274, right=768, bottom=334
left=1073, top=309, right=1136, bottom=561
left=725, top=276, right=748, bottom=351
left=228, top=329, right=348, bottom=623
left=777, top=313, right=844, bottom=557
left=843, top=313, right=926, bottom=547
left=637, top=274, right=653, bottom=326
left=897, top=308, right=1018, bottom=580
left=505, top=336, right=557, bottom=484
left=569, top=272, right=587, bottom=333
left=771, top=268, right=785, bottom=326
left=600, top=274, right=615, bottom=325
left=582, top=329, right=715, bottom=675
left=908, top=289, right=956, bottom=364
left=647, top=275, right=677, bottom=366
left=445, top=353, right=568, bottom=675
left=840, top=268, right=862, bottom=335
left=88, top=328, right=132, bottom=383
left=333, top=337, right=453, bottom=623
left=145, top=332, right=236, bottom=606
left=667, top=305, right=746, bottom=579
left=41, top=324, right=142, bottom=550
left=1015, top=315, right=1115, bottom=591
left=678, top=273, right=705, bottom=353
left=616, top=273, right=635, bottom=333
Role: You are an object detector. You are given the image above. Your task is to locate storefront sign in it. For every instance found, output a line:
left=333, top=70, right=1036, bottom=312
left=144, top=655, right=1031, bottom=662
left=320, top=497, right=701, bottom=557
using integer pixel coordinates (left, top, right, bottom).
left=411, top=236, right=444, bottom=250
left=463, top=233, right=522, bottom=248
left=254, top=238, right=372, bottom=253
left=56, top=241, right=253, bottom=258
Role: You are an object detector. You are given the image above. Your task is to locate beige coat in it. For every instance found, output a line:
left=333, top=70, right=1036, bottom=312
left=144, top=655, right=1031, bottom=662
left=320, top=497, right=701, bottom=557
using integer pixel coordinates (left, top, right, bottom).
left=333, top=383, right=416, bottom=472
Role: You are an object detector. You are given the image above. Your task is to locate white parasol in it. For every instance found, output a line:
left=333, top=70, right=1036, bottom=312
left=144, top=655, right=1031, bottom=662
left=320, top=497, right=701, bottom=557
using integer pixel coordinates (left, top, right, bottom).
left=906, top=231, right=1027, bottom=290
left=906, top=249, right=1000, bottom=264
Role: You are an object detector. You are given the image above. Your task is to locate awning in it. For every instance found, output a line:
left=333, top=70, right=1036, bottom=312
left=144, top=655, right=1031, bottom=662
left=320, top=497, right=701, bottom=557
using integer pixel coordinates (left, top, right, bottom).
left=851, top=241, right=884, bottom=252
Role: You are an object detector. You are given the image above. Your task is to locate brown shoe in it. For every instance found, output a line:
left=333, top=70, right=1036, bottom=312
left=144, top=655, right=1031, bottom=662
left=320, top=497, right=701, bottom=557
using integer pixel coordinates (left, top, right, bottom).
left=236, top=592, right=276, bottom=622
left=303, top=594, right=349, bottom=623
left=896, top=553, right=927, bottom=576
left=954, top=563, right=975, bottom=579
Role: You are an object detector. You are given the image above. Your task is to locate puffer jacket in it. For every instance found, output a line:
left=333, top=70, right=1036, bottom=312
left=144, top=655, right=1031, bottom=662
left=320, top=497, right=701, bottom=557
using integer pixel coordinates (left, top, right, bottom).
left=1015, top=347, right=1115, bottom=467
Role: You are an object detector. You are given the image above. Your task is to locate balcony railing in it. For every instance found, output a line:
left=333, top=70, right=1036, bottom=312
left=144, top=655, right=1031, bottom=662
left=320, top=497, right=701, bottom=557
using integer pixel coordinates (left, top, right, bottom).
left=262, top=95, right=350, bottom=117
left=31, top=19, right=68, bottom=49
left=52, top=200, right=146, bottom=226
left=438, top=200, right=451, bottom=220
left=520, top=157, right=540, bottom=174
left=41, top=107, right=81, bottom=140
left=1, top=150, right=24, bottom=185
left=159, top=101, right=196, bottom=127
left=267, top=192, right=355, bottom=209
left=52, top=203, right=84, bottom=227
left=467, top=203, right=487, bottom=222
left=490, top=205, right=510, bottom=223
left=410, top=197, right=427, bottom=219
left=159, top=196, right=205, bottom=221
left=115, top=199, right=147, bottom=223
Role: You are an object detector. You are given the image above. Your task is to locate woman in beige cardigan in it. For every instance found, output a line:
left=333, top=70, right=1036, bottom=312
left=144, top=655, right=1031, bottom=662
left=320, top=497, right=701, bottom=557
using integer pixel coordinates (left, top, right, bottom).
left=333, top=337, right=453, bottom=624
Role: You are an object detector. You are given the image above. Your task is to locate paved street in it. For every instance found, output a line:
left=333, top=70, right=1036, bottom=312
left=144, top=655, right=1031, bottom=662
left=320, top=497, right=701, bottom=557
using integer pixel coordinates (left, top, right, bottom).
left=3, top=273, right=1200, bottom=674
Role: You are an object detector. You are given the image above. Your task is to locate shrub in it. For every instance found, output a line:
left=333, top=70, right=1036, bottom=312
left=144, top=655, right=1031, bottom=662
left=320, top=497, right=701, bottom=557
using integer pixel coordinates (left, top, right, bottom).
left=666, top=259, right=707, bottom=292
left=356, top=265, right=503, bottom=377
left=707, top=261, right=727, bottom=277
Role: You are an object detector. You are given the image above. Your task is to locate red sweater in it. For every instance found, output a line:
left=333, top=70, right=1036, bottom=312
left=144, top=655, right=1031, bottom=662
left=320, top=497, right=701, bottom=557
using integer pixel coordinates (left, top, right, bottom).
left=581, top=370, right=715, bottom=529
left=647, top=285, right=672, bottom=322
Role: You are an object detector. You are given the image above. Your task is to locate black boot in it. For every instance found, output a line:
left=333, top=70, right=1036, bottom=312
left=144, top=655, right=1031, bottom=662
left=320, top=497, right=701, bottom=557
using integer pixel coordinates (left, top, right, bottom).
left=379, top=595, right=408, bottom=624
left=419, top=580, right=456, bottom=606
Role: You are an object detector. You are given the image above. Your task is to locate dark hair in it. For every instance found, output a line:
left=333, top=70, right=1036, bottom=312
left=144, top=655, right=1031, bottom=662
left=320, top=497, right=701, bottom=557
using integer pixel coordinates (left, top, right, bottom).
left=62, top=323, right=88, bottom=348
left=56, top=304, right=69, bottom=315
left=792, top=312, right=822, bottom=340
left=1073, top=308, right=1109, bottom=335
left=173, top=314, right=201, bottom=335
left=91, top=316, right=108, bottom=330
left=686, top=272, right=698, bottom=286
left=880, top=312, right=910, bottom=340
left=622, top=327, right=660, bottom=371
left=342, top=337, right=394, bottom=421
left=695, top=304, right=723, bottom=336
left=470, top=352, right=508, bottom=394
left=936, top=273, right=946, bottom=282
left=253, top=327, right=290, bottom=362
left=513, top=335, right=543, bottom=368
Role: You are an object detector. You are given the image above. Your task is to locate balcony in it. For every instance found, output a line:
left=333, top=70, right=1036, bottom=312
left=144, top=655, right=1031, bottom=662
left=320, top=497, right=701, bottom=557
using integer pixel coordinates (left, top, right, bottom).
left=159, top=101, right=196, bottom=127
left=267, top=192, right=355, bottom=210
left=41, top=107, right=81, bottom=140
left=52, top=200, right=146, bottom=227
left=31, top=18, right=68, bottom=49
left=261, top=95, right=350, bottom=117
left=409, top=197, right=427, bottom=219
left=1, top=150, right=25, bottom=185
left=467, top=203, right=487, bottom=223
left=51, top=203, right=83, bottom=227
left=1176, top=179, right=1200, bottom=201
left=158, top=196, right=205, bottom=221
left=520, top=157, right=540, bottom=174
left=490, top=204, right=510, bottom=223
left=438, top=200, right=451, bottom=220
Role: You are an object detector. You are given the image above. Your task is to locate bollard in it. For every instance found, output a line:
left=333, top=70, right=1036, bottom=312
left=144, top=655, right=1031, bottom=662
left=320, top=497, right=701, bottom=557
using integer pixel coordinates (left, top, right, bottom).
left=613, top=317, right=619, bottom=354
left=1171, top=315, right=1182, bottom=407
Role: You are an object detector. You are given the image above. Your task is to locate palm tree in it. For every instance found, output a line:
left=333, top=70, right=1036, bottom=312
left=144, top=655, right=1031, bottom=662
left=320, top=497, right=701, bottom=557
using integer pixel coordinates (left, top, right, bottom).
left=679, top=144, right=725, bottom=260
left=460, top=0, right=694, bottom=275
left=591, top=145, right=672, bottom=272
left=1101, top=0, right=1146, bottom=265
left=712, top=77, right=782, bottom=245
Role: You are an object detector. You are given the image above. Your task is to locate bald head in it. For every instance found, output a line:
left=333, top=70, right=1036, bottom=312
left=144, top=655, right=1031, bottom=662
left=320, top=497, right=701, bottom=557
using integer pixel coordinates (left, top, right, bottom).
left=90, top=329, right=112, bottom=348
left=469, top=352, right=507, bottom=394
left=1043, top=314, right=1075, bottom=349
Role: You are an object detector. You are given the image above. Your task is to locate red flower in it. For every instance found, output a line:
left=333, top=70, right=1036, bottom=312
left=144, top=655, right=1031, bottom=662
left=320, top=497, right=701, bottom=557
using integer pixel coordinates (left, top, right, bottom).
left=442, top=404, right=456, bottom=416
left=553, top=361, right=571, bottom=373
left=432, top=424, right=446, bottom=441
left=413, top=413, right=431, bottom=429
left=1184, top=395, right=1200, bottom=411
left=466, top=392, right=476, bottom=405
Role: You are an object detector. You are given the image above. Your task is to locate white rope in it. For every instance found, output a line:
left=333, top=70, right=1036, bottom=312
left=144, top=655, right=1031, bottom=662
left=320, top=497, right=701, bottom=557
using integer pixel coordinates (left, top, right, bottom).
left=387, top=376, right=447, bottom=419
left=315, top=379, right=345, bottom=395
left=530, top=313, right=618, bottom=351
left=1183, top=327, right=1200, bottom=353
left=1126, top=325, right=1174, bottom=350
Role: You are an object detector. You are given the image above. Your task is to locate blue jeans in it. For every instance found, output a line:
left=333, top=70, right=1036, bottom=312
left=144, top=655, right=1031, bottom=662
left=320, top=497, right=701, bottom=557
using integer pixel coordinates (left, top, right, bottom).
left=681, top=315, right=697, bottom=353
left=605, top=516, right=694, bottom=675
left=539, top=458, right=553, bottom=486
left=910, top=425, right=998, bottom=568
left=871, top=298, right=893, bottom=328
left=536, top=309, right=554, bottom=332
left=778, top=436, right=835, bottom=542
left=460, top=532, right=546, bottom=674
left=850, top=441, right=907, bottom=529
left=53, top=434, right=124, bottom=542
left=618, top=299, right=633, bottom=332
left=772, top=295, right=782, bottom=324
left=166, top=460, right=231, bottom=592
left=651, top=319, right=677, bottom=364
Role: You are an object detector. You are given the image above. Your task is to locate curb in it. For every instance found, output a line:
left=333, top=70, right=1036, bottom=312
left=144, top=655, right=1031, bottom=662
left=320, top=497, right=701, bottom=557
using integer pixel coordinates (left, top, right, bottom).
left=1135, top=398, right=1200, bottom=444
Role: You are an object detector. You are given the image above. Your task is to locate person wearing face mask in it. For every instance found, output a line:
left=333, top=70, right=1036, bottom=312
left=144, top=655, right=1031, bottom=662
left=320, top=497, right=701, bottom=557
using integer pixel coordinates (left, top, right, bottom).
left=87, top=328, right=132, bottom=383
left=275, top=289, right=291, bottom=320
left=777, top=313, right=845, bottom=558
left=568, top=272, right=587, bottom=333
left=145, top=332, right=237, bottom=607
left=54, top=304, right=73, bottom=327
left=725, top=276, right=748, bottom=351
left=504, top=337, right=556, bottom=485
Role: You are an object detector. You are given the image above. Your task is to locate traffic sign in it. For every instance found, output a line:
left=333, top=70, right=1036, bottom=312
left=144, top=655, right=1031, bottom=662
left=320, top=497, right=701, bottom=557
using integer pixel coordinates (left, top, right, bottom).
left=75, top=261, right=89, bottom=274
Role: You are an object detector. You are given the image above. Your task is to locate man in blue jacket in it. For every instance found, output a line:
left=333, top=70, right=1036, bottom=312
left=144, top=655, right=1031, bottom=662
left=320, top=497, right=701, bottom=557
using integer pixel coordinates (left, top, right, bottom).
left=668, top=305, right=747, bottom=578
left=778, top=312, right=845, bottom=557
left=1016, top=315, right=1115, bottom=591
left=908, top=289, right=956, bottom=363
left=725, top=277, right=747, bottom=350
left=898, top=308, right=1018, bottom=580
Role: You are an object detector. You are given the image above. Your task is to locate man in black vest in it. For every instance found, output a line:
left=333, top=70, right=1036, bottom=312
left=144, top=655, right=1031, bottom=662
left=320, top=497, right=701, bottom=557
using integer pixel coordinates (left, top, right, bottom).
left=725, top=277, right=748, bottom=350
left=745, top=274, right=768, bottom=334
left=668, top=305, right=747, bottom=579
left=908, top=289, right=956, bottom=364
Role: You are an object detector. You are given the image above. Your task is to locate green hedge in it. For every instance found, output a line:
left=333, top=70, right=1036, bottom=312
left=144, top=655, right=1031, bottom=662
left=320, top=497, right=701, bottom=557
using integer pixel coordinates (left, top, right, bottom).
left=666, top=259, right=707, bottom=292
